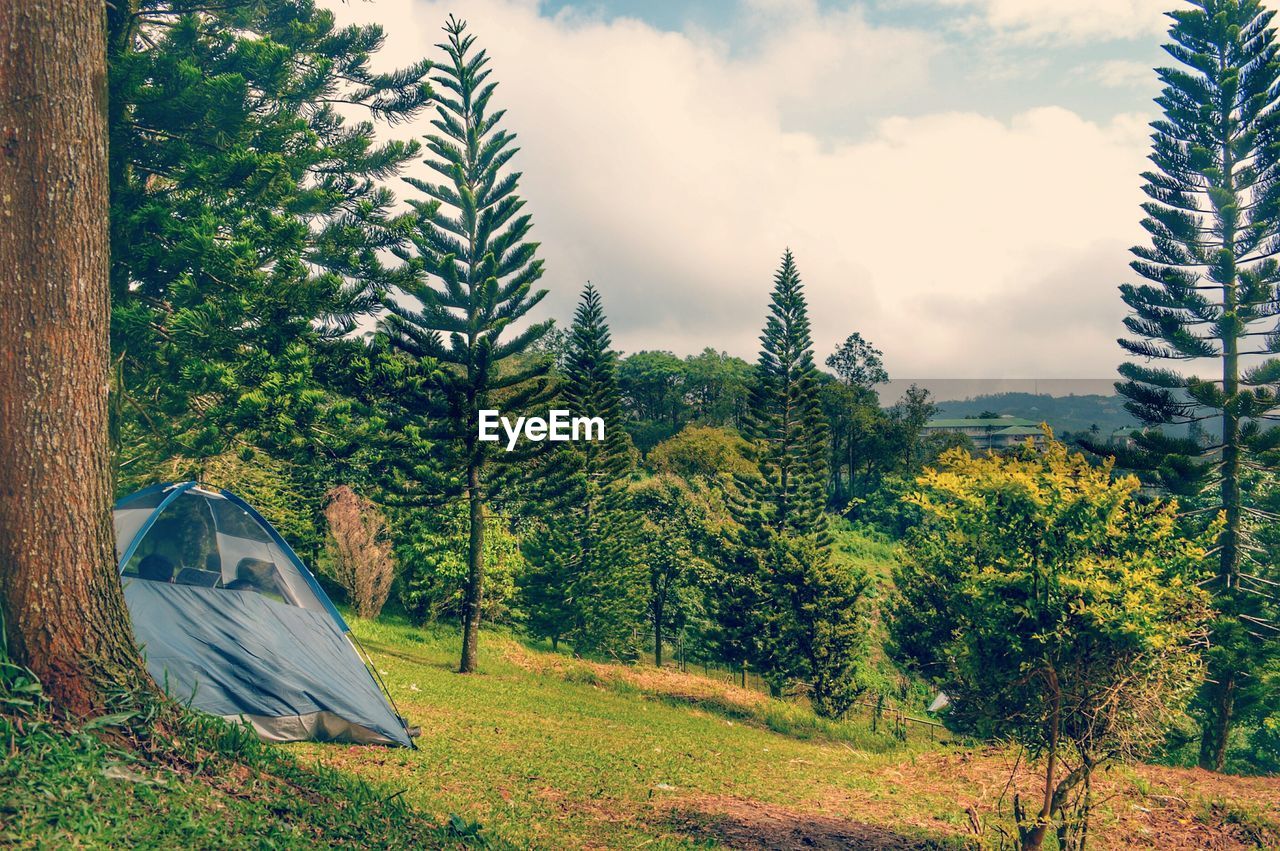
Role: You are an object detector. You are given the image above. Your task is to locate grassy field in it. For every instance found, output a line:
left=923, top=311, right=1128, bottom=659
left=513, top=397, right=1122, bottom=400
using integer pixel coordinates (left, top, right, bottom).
left=292, top=617, right=1280, bottom=850
left=0, top=684, right=483, bottom=850
left=1, top=623, right=486, bottom=850
left=6, top=613, right=1279, bottom=849
left=6, top=531, right=1278, bottom=849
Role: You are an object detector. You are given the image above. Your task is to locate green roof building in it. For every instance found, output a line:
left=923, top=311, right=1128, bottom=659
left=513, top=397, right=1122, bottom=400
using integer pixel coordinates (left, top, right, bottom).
left=923, top=416, right=1045, bottom=450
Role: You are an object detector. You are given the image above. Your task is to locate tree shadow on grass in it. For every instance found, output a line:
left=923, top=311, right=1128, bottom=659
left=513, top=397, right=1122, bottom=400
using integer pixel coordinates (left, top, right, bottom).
left=354, top=639, right=457, bottom=673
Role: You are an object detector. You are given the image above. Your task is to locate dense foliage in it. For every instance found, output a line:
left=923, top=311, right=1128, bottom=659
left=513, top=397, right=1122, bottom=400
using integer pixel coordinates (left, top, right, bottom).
left=397, top=505, right=524, bottom=628
left=618, top=349, right=752, bottom=451
left=894, top=436, right=1213, bottom=849
left=107, top=0, right=430, bottom=472
left=629, top=476, right=713, bottom=667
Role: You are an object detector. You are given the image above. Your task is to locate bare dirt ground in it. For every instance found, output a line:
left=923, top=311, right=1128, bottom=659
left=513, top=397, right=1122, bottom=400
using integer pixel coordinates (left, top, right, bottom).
left=662, top=795, right=966, bottom=850
left=654, top=750, right=1280, bottom=850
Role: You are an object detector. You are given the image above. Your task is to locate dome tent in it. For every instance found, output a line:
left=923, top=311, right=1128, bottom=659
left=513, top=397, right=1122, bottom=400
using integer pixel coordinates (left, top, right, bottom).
left=114, top=482, right=411, bottom=747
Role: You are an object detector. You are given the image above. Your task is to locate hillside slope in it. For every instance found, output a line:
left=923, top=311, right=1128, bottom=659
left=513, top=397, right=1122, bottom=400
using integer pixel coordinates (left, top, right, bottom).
left=294, top=618, right=1280, bottom=850
left=932, top=393, right=1137, bottom=436
left=0, top=688, right=480, bottom=849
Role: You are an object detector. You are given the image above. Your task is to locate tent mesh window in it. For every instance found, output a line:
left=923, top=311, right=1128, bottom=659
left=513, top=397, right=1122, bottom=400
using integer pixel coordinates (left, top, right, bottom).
left=118, top=487, right=325, bottom=612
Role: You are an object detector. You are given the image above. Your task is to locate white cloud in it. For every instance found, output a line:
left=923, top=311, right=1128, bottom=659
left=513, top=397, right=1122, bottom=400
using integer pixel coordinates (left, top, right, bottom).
left=325, top=0, right=1153, bottom=378
left=1087, top=58, right=1159, bottom=89
left=732, top=4, right=942, bottom=136
left=931, top=0, right=1170, bottom=43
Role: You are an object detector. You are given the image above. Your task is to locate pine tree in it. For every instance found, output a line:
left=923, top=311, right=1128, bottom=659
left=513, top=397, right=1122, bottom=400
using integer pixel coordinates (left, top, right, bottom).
left=521, top=284, right=641, bottom=656
left=740, top=249, right=831, bottom=539
left=382, top=16, right=553, bottom=673
left=1110, top=0, right=1280, bottom=770
left=564, top=284, right=636, bottom=493
left=107, top=0, right=431, bottom=473
left=723, top=250, right=869, bottom=715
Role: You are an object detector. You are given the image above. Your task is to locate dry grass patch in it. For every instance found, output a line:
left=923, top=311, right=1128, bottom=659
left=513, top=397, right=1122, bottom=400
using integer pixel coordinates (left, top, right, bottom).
left=813, top=748, right=1280, bottom=850
left=503, top=642, right=769, bottom=715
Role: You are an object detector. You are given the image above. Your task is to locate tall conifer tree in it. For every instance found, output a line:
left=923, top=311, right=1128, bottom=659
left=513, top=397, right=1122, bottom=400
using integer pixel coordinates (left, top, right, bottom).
left=563, top=284, right=635, bottom=489
left=1111, top=0, right=1280, bottom=770
left=521, top=284, right=641, bottom=655
left=740, top=249, right=831, bottom=539
left=382, top=16, right=553, bottom=673
left=723, top=250, right=869, bottom=716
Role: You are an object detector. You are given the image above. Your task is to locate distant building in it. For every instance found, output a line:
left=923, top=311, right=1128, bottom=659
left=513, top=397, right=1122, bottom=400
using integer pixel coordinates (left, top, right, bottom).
left=922, top=416, right=1044, bottom=451
left=1107, top=427, right=1140, bottom=448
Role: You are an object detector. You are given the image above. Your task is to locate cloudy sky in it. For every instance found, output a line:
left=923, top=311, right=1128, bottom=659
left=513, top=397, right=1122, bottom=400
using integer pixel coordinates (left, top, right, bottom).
left=326, top=0, right=1185, bottom=378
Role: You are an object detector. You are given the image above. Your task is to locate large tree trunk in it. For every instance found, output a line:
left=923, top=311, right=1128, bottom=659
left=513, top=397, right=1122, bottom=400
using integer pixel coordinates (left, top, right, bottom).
left=1199, top=673, right=1236, bottom=772
left=0, top=0, right=149, bottom=716
left=1200, top=122, right=1243, bottom=771
left=459, top=463, right=484, bottom=673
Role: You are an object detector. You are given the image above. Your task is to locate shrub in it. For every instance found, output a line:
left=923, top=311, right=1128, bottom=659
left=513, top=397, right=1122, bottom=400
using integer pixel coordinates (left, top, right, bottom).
left=892, top=435, right=1213, bottom=850
left=322, top=485, right=396, bottom=619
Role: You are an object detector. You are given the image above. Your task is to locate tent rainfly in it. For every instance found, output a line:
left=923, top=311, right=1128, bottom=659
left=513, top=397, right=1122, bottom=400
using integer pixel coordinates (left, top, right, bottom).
left=114, top=482, right=412, bottom=747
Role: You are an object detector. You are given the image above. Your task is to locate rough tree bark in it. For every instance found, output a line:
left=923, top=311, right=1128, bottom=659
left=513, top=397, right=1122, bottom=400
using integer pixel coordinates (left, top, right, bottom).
left=0, top=0, right=149, bottom=715
left=459, top=463, right=484, bottom=673
left=1200, top=673, right=1236, bottom=773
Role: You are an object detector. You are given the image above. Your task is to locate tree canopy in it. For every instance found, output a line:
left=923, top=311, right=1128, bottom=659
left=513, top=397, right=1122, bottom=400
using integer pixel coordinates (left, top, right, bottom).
left=108, top=0, right=430, bottom=472
left=894, top=435, right=1213, bottom=849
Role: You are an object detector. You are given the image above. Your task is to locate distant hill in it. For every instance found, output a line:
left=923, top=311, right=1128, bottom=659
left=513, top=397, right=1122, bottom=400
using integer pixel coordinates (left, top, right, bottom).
left=932, top=392, right=1138, bottom=437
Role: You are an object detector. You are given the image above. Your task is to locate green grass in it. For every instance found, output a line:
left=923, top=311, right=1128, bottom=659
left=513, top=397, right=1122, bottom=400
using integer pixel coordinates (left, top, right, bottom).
left=829, top=521, right=937, bottom=712
left=830, top=519, right=899, bottom=583
left=8, top=617, right=1278, bottom=849
left=0, top=654, right=494, bottom=850
left=299, top=616, right=1280, bottom=850
left=297, top=616, right=972, bottom=849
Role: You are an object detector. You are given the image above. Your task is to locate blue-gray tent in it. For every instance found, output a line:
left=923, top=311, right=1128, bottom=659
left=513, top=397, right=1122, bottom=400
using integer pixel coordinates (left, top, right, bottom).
left=114, top=482, right=412, bottom=747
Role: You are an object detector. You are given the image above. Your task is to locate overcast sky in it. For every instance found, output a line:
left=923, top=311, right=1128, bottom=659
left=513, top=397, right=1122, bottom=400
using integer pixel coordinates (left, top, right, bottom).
left=325, top=0, right=1189, bottom=378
